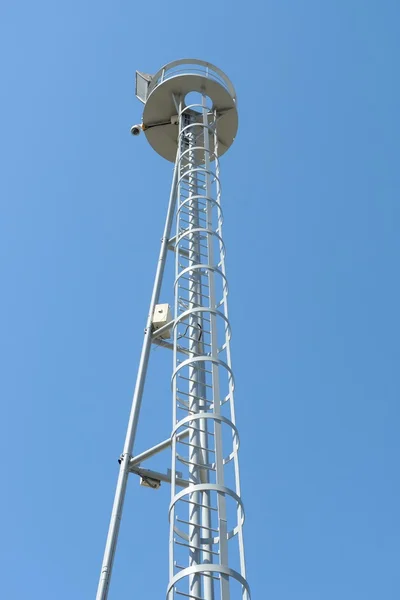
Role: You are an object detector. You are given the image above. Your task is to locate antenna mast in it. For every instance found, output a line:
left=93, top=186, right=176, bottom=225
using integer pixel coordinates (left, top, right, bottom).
left=96, top=59, right=250, bottom=600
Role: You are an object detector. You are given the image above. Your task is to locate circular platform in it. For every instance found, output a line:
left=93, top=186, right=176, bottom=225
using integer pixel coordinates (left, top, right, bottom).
left=142, top=62, right=238, bottom=162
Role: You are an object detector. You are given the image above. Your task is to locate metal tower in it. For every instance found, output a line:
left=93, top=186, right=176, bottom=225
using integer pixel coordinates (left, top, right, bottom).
left=96, top=59, right=250, bottom=600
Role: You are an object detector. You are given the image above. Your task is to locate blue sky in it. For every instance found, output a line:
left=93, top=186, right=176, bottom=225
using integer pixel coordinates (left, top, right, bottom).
left=1, top=1, right=399, bottom=599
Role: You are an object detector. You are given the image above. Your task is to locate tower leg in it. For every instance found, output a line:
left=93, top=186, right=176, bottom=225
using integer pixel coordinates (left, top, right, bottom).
left=96, top=160, right=179, bottom=600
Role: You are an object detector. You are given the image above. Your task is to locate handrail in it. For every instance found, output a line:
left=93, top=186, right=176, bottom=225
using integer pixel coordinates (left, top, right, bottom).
left=148, top=58, right=236, bottom=102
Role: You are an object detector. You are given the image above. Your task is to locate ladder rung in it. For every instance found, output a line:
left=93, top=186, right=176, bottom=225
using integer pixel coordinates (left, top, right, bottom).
left=177, top=322, right=211, bottom=334
left=179, top=218, right=208, bottom=228
left=179, top=248, right=209, bottom=259
left=181, top=244, right=209, bottom=254
left=179, top=221, right=208, bottom=231
left=177, top=408, right=212, bottom=418
left=179, top=277, right=209, bottom=288
left=176, top=389, right=210, bottom=401
left=181, top=241, right=208, bottom=252
left=177, top=337, right=211, bottom=349
left=176, top=396, right=213, bottom=409
left=179, top=204, right=207, bottom=213
left=177, top=338, right=211, bottom=349
left=178, top=458, right=215, bottom=471
left=177, top=300, right=210, bottom=313
left=176, top=517, right=219, bottom=533
left=177, top=404, right=212, bottom=415
left=179, top=497, right=218, bottom=512
left=177, top=315, right=211, bottom=325
left=177, top=330, right=212, bottom=341
left=179, top=217, right=207, bottom=228
left=179, top=209, right=208, bottom=219
left=178, top=286, right=210, bottom=299
left=178, top=255, right=209, bottom=266
left=186, top=425, right=214, bottom=436
left=176, top=361, right=213, bottom=373
left=176, top=355, right=212, bottom=366
left=179, top=213, right=207, bottom=226
left=178, top=374, right=213, bottom=389
left=175, top=590, right=206, bottom=600
left=176, top=589, right=206, bottom=600
left=177, top=407, right=213, bottom=418
left=174, top=564, right=220, bottom=583
left=180, top=267, right=209, bottom=276
left=174, top=539, right=219, bottom=556
left=178, top=439, right=215, bottom=453
left=177, top=318, right=211, bottom=333
left=179, top=290, right=210, bottom=301
left=179, top=237, right=209, bottom=248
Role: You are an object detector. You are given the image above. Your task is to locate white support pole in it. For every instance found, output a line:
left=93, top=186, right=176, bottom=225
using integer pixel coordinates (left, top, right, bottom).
left=96, top=157, right=179, bottom=600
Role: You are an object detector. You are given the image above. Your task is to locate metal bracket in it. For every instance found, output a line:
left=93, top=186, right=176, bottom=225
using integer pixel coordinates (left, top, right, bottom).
left=152, top=320, right=174, bottom=340
left=168, top=235, right=190, bottom=258
left=130, top=466, right=189, bottom=489
left=129, top=431, right=190, bottom=489
left=152, top=337, right=191, bottom=356
left=130, top=429, right=190, bottom=467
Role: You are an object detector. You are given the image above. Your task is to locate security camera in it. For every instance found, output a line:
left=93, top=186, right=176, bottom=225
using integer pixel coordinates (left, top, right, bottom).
left=130, top=124, right=142, bottom=136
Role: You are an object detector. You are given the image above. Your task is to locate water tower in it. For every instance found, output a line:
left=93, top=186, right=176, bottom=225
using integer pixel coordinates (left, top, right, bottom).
left=96, top=59, right=250, bottom=600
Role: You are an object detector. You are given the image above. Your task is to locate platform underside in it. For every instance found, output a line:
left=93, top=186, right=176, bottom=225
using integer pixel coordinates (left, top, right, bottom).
left=143, top=74, right=238, bottom=162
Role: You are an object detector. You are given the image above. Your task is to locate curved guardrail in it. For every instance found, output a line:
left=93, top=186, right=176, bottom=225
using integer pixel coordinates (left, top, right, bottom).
left=149, top=58, right=237, bottom=103
left=168, top=95, right=249, bottom=600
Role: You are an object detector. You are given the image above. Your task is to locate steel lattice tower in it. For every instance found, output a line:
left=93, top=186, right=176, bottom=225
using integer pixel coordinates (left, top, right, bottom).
left=96, top=59, right=250, bottom=600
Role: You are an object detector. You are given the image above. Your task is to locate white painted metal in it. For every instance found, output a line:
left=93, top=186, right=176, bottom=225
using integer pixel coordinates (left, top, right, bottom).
left=95, top=154, right=179, bottom=600
left=96, top=59, right=249, bottom=600
left=142, top=60, right=238, bottom=162
left=169, top=93, right=248, bottom=600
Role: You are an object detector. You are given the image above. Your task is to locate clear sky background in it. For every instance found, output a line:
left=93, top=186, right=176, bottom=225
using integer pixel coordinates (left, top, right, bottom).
left=1, top=1, right=399, bottom=599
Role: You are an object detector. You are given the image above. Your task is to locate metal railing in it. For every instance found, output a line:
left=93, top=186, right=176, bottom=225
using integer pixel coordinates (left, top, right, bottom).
left=168, top=98, right=249, bottom=600
left=148, top=59, right=237, bottom=103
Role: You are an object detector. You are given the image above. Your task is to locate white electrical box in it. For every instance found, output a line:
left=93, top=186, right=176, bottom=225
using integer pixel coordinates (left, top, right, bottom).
left=152, top=304, right=172, bottom=339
